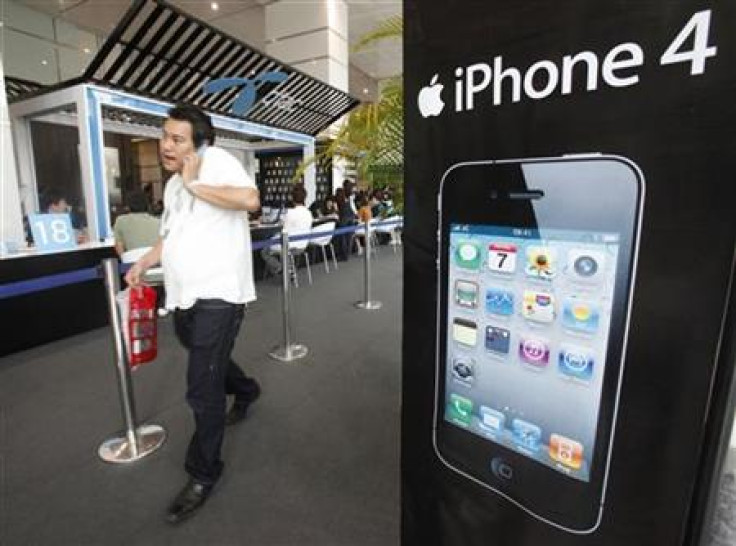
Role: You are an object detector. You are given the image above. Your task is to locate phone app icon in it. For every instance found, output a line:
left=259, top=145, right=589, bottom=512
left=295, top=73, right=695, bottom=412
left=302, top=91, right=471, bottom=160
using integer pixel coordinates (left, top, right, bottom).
left=512, top=418, right=542, bottom=452
left=455, top=280, right=479, bottom=309
left=479, top=406, right=506, bottom=435
left=567, top=249, right=606, bottom=282
left=549, top=434, right=584, bottom=470
left=488, top=243, right=517, bottom=274
left=558, top=345, right=594, bottom=381
left=519, top=337, right=550, bottom=367
left=451, top=357, right=476, bottom=385
left=485, top=325, right=511, bottom=354
left=486, top=288, right=514, bottom=316
left=522, top=290, right=555, bottom=323
left=562, top=299, right=600, bottom=333
left=447, top=393, right=473, bottom=427
left=455, top=241, right=481, bottom=270
left=453, top=318, right=478, bottom=347
left=525, top=246, right=556, bottom=280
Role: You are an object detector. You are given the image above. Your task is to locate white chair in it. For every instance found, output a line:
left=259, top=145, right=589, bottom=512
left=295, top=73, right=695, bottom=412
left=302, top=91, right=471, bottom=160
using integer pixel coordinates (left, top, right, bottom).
left=308, top=221, right=338, bottom=273
left=374, top=216, right=403, bottom=253
left=355, top=219, right=379, bottom=255
left=266, top=228, right=313, bottom=287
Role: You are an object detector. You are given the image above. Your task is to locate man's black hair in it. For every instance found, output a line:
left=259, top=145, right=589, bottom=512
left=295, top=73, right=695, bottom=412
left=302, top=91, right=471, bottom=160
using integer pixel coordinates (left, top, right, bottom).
left=41, top=188, right=66, bottom=211
left=292, top=184, right=307, bottom=205
left=167, top=103, right=215, bottom=147
left=126, top=190, right=149, bottom=213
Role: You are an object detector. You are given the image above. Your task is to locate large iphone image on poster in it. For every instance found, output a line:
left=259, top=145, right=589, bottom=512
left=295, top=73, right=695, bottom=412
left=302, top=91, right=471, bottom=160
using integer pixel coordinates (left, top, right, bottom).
left=433, top=156, right=644, bottom=533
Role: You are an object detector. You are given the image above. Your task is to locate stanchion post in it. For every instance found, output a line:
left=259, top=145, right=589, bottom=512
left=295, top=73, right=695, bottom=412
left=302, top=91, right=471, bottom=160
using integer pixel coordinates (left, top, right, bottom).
left=269, top=229, right=308, bottom=362
left=98, top=258, right=166, bottom=463
left=355, top=221, right=382, bottom=310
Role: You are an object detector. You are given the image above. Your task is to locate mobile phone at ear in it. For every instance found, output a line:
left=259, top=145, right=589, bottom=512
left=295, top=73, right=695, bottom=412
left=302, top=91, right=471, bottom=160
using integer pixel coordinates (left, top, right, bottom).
left=197, top=144, right=208, bottom=158
left=433, top=155, right=645, bottom=534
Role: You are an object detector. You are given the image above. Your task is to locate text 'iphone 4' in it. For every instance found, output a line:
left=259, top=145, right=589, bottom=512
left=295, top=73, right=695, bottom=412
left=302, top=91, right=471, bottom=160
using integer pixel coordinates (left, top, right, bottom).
left=433, top=155, right=644, bottom=534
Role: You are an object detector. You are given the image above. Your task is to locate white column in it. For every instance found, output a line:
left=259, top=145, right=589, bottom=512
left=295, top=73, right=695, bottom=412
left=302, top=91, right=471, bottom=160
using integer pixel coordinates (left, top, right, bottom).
left=265, top=0, right=349, bottom=202
left=265, top=0, right=349, bottom=92
left=0, top=59, right=26, bottom=251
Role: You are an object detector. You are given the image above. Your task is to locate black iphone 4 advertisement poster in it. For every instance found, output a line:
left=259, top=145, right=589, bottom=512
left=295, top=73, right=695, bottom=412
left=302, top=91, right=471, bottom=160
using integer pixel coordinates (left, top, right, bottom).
left=403, top=2, right=736, bottom=545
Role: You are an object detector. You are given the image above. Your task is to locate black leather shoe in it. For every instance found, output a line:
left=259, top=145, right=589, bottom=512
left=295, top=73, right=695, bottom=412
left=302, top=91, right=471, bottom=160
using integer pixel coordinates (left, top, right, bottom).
left=225, top=382, right=261, bottom=426
left=166, top=479, right=213, bottom=524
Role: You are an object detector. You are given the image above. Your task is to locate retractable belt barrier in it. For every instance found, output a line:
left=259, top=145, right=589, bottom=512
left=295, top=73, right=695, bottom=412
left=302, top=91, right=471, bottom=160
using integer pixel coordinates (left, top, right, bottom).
left=98, top=258, right=166, bottom=463
left=0, top=220, right=402, bottom=301
left=0, top=219, right=401, bottom=463
left=257, top=217, right=403, bottom=364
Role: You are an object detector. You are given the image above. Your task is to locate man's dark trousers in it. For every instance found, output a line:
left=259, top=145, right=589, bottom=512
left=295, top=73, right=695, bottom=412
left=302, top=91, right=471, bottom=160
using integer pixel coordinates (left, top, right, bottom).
left=173, top=299, right=258, bottom=485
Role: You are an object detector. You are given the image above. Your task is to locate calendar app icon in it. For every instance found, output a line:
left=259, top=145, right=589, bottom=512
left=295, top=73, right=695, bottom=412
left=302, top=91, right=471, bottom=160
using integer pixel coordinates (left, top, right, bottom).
left=488, top=243, right=517, bottom=274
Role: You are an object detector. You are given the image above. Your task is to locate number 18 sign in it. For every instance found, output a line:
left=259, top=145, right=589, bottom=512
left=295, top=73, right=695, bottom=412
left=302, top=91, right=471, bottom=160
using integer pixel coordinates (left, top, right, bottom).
left=28, top=213, right=77, bottom=252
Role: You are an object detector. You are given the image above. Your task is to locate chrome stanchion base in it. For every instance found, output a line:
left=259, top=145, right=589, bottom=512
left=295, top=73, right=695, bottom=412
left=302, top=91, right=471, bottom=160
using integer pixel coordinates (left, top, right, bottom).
left=354, top=301, right=383, bottom=310
left=269, top=344, right=308, bottom=362
left=98, top=424, right=166, bottom=464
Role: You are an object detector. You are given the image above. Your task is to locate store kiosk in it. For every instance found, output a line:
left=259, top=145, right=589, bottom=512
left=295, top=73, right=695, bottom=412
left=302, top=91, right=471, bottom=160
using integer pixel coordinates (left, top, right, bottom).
left=0, top=0, right=357, bottom=356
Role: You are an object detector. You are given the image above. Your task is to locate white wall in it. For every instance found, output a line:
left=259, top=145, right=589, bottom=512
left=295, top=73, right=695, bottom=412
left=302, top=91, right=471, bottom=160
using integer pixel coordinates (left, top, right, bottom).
left=0, top=58, right=25, bottom=250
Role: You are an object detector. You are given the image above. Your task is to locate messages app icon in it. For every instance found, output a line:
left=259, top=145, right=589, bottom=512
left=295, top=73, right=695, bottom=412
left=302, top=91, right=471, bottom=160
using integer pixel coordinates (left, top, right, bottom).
left=455, top=241, right=481, bottom=270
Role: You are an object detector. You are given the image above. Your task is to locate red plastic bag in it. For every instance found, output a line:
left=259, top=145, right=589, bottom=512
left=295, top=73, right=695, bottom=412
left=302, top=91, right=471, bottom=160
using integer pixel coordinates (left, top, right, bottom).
left=118, top=285, right=158, bottom=368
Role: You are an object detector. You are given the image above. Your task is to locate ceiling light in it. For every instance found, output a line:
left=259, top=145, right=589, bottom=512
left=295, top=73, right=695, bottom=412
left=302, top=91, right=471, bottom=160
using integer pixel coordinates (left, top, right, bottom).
left=211, top=2, right=219, bottom=10
left=41, top=60, right=48, bottom=66
left=363, top=88, right=369, bottom=94
left=83, top=47, right=91, bottom=54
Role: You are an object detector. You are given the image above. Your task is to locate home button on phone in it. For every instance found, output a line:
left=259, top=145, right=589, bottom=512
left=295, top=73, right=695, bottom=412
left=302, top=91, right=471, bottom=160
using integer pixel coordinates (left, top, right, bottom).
left=491, top=457, right=514, bottom=480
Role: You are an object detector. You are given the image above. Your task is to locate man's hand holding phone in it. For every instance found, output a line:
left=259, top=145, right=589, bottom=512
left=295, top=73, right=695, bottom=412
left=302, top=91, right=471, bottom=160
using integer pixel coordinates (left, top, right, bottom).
left=182, top=150, right=202, bottom=194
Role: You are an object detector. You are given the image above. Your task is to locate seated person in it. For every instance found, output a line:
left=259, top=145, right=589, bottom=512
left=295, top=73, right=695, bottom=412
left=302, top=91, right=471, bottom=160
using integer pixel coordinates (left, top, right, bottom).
left=309, top=198, right=323, bottom=219
left=113, top=190, right=160, bottom=256
left=355, top=195, right=374, bottom=253
left=320, top=196, right=339, bottom=220
left=370, top=189, right=386, bottom=218
left=25, top=189, right=89, bottom=245
left=261, top=185, right=313, bottom=275
left=357, top=195, right=373, bottom=224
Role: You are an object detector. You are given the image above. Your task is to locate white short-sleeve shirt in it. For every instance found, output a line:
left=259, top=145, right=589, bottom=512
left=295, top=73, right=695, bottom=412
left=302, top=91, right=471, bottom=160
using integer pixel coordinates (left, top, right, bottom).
left=160, top=146, right=257, bottom=309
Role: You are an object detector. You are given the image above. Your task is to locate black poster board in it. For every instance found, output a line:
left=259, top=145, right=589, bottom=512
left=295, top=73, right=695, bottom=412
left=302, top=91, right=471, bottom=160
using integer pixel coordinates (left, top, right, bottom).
left=402, top=1, right=736, bottom=544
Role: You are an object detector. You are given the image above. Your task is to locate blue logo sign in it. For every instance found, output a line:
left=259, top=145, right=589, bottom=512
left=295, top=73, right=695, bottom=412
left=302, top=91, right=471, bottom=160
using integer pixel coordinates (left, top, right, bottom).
left=203, top=71, right=289, bottom=116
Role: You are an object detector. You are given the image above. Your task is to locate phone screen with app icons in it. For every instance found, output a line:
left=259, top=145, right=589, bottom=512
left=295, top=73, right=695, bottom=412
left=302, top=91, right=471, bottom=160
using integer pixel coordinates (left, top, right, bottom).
left=444, top=224, right=620, bottom=482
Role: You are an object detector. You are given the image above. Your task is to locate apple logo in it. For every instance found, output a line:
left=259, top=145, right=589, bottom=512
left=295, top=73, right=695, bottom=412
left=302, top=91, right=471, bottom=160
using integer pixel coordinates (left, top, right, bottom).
left=417, top=74, right=444, bottom=118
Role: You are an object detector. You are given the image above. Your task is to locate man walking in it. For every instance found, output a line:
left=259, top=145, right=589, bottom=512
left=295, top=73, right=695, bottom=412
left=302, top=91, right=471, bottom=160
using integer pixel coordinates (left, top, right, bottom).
left=125, top=104, right=261, bottom=523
